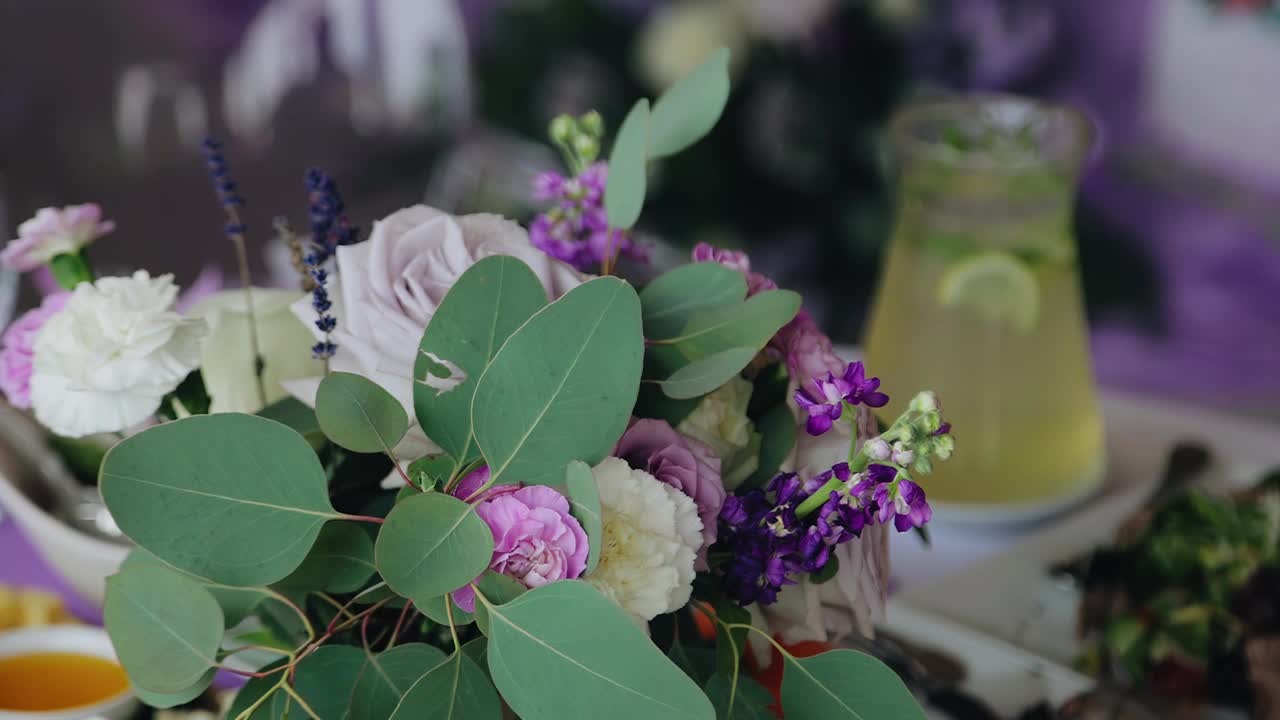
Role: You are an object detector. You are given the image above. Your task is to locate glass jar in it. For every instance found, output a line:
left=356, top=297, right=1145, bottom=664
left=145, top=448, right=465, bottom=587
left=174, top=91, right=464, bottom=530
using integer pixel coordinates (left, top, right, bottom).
left=864, top=95, right=1104, bottom=518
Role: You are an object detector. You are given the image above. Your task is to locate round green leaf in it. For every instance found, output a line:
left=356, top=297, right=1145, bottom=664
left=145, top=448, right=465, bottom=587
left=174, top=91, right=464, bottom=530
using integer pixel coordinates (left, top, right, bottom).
left=120, top=550, right=269, bottom=627
left=225, top=660, right=288, bottom=720
left=133, top=669, right=216, bottom=709
left=104, top=563, right=224, bottom=694
left=276, top=521, right=376, bottom=593
left=781, top=649, right=926, bottom=720
left=605, top=99, right=650, bottom=230
left=744, top=403, right=797, bottom=490
left=472, top=278, right=644, bottom=486
left=471, top=571, right=527, bottom=636
left=564, top=461, right=602, bottom=573
left=705, top=673, right=775, bottom=720
left=649, top=47, right=731, bottom=158
left=375, top=492, right=495, bottom=606
left=419, top=593, right=475, bottom=626
left=480, top=581, right=713, bottom=720
left=639, top=263, right=746, bottom=339
left=293, top=645, right=367, bottom=720
left=100, top=414, right=339, bottom=586
left=352, top=643, right=448, bottom=720
left=316, top=371, right=409, bottom=453
left=660, top=289, right=801, bottom=365
left=415, top=256, right=548, bottom=462
left=390, top=652, right=501, bottom=720
left=657, top=347, right=757, bottom=400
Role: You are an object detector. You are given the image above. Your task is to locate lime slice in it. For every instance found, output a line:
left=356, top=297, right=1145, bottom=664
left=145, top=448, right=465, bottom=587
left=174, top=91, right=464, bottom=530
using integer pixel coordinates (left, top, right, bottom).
left=936, top=251, right=1040, bottom=333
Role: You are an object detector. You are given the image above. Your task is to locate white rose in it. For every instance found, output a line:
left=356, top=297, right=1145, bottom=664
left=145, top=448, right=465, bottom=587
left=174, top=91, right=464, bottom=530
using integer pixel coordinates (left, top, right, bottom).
left=188, top=289, right=324, bottom=413
left=677, top=375, right=759, bottom=489
left=588, top=457, right=702, bottom=624
left=31, top=271, right=206, bottom=437
left=287, top=205, right=583, bottom=461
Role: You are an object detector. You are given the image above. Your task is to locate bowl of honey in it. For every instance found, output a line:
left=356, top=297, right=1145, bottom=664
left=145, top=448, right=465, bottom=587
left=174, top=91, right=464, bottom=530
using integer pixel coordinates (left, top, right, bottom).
left=0, top=625, right=138, bottom=720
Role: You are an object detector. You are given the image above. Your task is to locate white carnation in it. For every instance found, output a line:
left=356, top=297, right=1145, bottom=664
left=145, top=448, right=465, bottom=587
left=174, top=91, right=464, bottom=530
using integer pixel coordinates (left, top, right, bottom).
left=31, top=271, right=206, bottom=437
left=587, top=457, right=702, bottom=623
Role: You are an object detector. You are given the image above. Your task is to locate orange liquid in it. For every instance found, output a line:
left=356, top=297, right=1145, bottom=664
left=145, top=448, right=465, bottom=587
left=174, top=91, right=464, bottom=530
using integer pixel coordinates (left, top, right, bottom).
left=0, top=652, right=129, bottom=711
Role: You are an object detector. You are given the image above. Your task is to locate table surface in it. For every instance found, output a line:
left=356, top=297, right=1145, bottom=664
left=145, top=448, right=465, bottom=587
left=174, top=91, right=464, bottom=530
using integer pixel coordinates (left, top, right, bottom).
left=2, top=389, right=1278, bottom=628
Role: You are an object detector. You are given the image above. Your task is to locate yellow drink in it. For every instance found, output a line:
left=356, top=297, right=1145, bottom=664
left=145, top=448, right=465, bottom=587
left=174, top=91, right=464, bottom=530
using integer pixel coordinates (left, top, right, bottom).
left=864, top=96, right=1105, bottom=512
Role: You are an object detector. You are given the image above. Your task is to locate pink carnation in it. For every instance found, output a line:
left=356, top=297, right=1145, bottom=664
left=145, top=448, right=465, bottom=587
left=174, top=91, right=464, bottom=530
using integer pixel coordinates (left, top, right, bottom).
left=615, top=418, right=725, bottom=569
left=451, top=485, right=589, bottom=611
left=2, top=205, right=115, bottom=272
left=691, top=242, right=776, bottom=296
left=0, top=293, right=70, bottom=408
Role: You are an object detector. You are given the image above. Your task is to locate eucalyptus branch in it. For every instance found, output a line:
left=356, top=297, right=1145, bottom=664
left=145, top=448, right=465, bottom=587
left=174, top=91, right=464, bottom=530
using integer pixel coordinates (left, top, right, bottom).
left=387, top=603, right=414, bottom=650
left=281, top=682, right=324, bottom=720
left=445, top=595, right=462, bottom=653
left=234, top=678, right=286, bottom=720
left=265, top=589, right=316, bottom=644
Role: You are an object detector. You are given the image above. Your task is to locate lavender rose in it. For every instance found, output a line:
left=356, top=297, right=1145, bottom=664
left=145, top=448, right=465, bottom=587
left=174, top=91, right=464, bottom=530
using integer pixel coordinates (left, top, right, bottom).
left=288, top=204, right=584, bottom=461
left=451, top=485, right=589, bottom=612
left=0, top=293, right=69, bottom=408
left=615, top=418, right=726, bottom=568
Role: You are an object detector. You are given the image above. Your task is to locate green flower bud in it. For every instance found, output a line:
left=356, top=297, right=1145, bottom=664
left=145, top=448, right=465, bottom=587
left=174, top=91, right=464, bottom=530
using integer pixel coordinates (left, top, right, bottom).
left=909, top=391, right=939, bottom=414
left=572, top=134, right=600, bottom=163
left=578, top=110, right=604, bottom=138
left=549, top=114, right=576, bottom=145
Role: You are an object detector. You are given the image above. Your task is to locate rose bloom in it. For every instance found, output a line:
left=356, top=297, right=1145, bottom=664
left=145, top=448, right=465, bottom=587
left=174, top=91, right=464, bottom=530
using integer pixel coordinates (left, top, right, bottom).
left=451, top=485, right=588, bottom=612
left=1, top=204, right=115, bottom=272
left=614, top=418, right=724, bottom=569
left=288, top=204, right=583, bottom=461
left=0, top=293, right=69, bottom=409
left=30, top=272, right=206, bottom=437
left=588, top=457, right=702, bottom=624
left=189, top=288, right=324, bottom=413
left=677, top=376, right=759, bottom=490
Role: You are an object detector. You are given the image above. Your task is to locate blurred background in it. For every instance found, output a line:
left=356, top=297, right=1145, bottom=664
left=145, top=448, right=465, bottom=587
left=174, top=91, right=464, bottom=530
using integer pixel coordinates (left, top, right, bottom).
left=1, top=0, right=1276, bottom=418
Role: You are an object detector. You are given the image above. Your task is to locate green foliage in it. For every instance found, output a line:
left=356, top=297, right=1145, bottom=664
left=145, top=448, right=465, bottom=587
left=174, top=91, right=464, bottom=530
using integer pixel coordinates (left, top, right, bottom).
left=604, top=99, right=650, bottom=229
left=132, top=671, right=217, bottom=710
left=744, top=403, right=797, bottom=489
left=100, top=414, right=338, bottom=586
left=471, top=571, right=527, bottom=635
left=479, top=581, right=714, bottom=720
left=705, top=673, right=776, bottom=720
left=104, top=562, right=223, bottom=694
left=419, top=593, right=476, bottom=626
left=351, top=644, right=447, bottom=720
left=375, top=492, right=494, bottom=607
left=415, top=256, right=548, bottom=463
left=655, top=289, right=801, bottom=364
left=472, top=277, right=644, bottom=486
left=781, top=650, right=926, bottom=720
left=257, top=396, right=325, bottom=447
left=292, top=646, right=367, bottom=719
left=407, top=454, right=456, bottom=491
left=564, top=460, right=602, bottom=572
left=120, top=550, right=269, bottom=627
left=649, top=48, right=732, bottom=158
left=657, top=347, right=758, bottom=399
left=276, top=521, right=376, bottom=593
left=390, top=652, right=501, bottom=719
left=640, top=262, right=747, bottom=339
left=316, top=372, right=409, bottom=454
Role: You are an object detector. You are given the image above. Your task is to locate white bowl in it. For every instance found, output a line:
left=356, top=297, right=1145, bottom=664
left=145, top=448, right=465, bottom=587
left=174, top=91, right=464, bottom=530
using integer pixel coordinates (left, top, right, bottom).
left=0, top=406, right=128, bottom=609
left=0, top=625, right=140, bottom=720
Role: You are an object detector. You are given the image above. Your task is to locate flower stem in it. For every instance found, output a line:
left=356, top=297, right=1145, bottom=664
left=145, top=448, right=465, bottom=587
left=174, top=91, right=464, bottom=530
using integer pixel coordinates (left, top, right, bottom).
left=444, top=595, right=462, bottom=653
left=795, top=448, right=870, bottom=519
left=225, top=211, right=268, bottom=410
left=342, top=513, right=385, bottom=525
left=281, top=682, right=323, bottom=720
left=266, top=589, right=315, bottom=644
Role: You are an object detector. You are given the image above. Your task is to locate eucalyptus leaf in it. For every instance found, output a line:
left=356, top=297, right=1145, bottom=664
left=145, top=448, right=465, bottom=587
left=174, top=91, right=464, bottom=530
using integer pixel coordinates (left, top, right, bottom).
left=657, top=347, right=757, bottom=399
left=292, top=645, right=367, bottom=720
left=480, top=581, right=713, bottom=720
left=316, top=372, right=409, bottom=454
left=743, top=403, right=796, bottom=489
left=276, top=521, right=376, bottom=593
left=132, top=669, right=216, bottom=710
left=472, top=571, right=527, bottom=635
left=120, top=550, right=268, bottom=627
left=639, top=262, right=746, bottom=339
left=390, top=652, right=501, bottom=720
left=104, top=563, right=224, bottom=694
left=376, top=492, right=494, bottom=606
left=781, top=649, right=926, bottom=720
left=257, top=396, right=323, bottom=443
left=407, top=454, right=457, bottom=492
left=712, top=602, right=751, bottom=677
left=564, top=460, right=602, bottom=572
left=472, top=277, right=644, bottom=486
left=648, top=47, right=731, bottom=158
left=415, top=255, right=549, bottom=463
left=351, top=643, right=448, bottom=720
left=605, top=99, right=650, bottom=229
left=224, top=660, right=288, bottom=720
left=462, top=637, right=489, bottom=676
left=705, top=673, right=775, bottom=720
left=100, top=414, right=339, bottom=586
left=660, top=289, right=801, bottom=364
left=419, top=593, right=476, bottom=627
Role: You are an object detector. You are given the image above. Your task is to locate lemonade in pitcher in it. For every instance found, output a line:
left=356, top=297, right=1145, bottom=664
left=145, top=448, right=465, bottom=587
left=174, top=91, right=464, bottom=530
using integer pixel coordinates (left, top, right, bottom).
left=864, top=96, right=1104, bottom=516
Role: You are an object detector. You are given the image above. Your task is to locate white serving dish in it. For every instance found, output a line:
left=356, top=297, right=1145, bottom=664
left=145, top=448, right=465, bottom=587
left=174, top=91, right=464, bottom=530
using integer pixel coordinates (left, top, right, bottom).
left=0, top=625, right=139, bottom=720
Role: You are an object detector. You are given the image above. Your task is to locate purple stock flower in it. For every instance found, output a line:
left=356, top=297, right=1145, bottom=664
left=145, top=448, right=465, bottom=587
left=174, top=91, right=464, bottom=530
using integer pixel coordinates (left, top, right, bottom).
left=794, top=361, right=890, bottom=436
left=875, top=478, right=933, bottom=533
left=529, top=162, right=647, bottom=272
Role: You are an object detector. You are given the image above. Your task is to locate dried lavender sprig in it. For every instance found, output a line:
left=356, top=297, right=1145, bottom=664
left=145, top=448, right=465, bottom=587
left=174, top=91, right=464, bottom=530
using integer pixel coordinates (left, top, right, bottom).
left=302, top=168, right=358, bottom=361
left=201, top=137, right=267, bottom=407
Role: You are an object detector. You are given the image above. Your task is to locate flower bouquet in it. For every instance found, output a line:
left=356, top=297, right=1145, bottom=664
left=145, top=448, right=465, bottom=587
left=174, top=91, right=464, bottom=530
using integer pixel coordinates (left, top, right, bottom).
left=1, top=49, right=952, bottom=719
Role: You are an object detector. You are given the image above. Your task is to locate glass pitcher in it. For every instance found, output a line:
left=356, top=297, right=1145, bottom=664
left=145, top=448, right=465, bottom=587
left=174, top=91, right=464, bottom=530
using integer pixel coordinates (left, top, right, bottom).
left=863, top=95, right=1104, bottom=517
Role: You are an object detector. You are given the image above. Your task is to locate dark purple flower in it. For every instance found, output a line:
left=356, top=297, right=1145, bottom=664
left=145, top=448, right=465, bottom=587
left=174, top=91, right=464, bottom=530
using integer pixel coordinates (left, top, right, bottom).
left=875, top=478, right=933, bottom=532
left=843, top=361, right=889, bottom=408
left=530, top=162, right=647, bottom=272
left=794, top=361, right=889, bottom=436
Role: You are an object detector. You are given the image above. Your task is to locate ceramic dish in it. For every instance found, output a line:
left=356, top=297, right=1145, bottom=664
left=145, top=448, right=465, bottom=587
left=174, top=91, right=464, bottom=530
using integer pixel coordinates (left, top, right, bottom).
left=0, top=625, right=139, bottom=720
